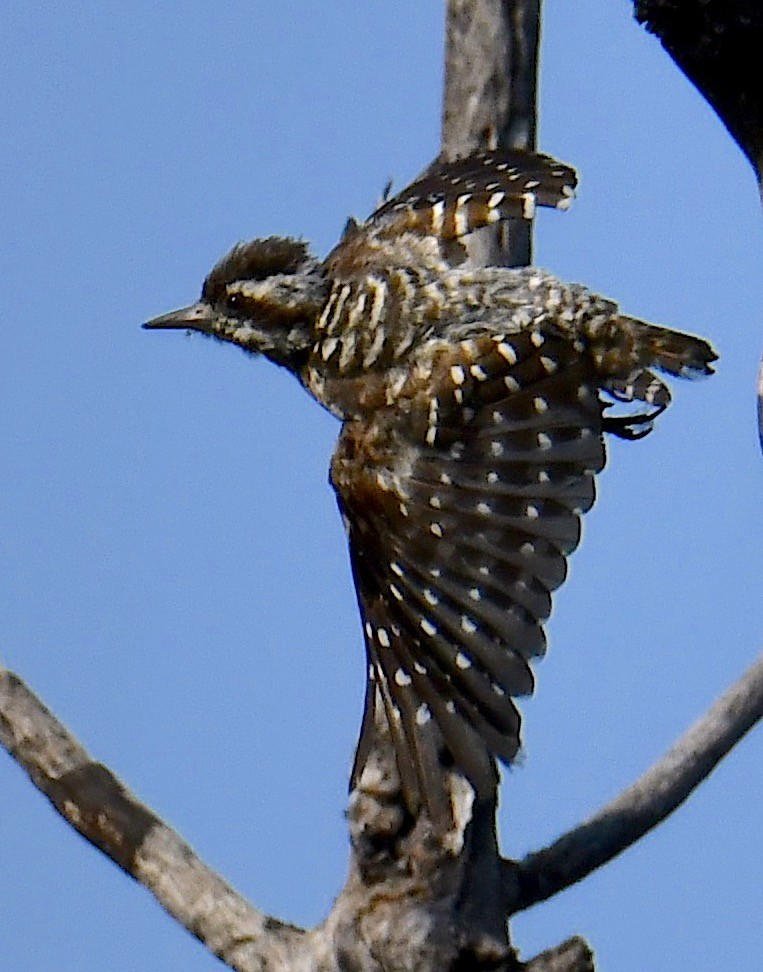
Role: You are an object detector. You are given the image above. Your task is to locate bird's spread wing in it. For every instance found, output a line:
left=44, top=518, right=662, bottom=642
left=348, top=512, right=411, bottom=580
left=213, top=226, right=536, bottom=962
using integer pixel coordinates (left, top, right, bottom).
left=370, top=149, right=578, bottom=233
left=324, top=149, right=577, bottom=282
left=331, top=325, right=606, bottom=809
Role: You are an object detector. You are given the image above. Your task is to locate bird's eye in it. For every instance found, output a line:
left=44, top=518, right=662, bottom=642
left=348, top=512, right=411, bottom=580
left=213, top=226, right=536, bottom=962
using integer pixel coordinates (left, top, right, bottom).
left=226, top=292, right=241, bottom=309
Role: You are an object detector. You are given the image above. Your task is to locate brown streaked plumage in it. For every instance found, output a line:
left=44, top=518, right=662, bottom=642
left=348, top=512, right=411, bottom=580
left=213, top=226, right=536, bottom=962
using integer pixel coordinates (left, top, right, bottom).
left=145, top=148, right=716, bottom=821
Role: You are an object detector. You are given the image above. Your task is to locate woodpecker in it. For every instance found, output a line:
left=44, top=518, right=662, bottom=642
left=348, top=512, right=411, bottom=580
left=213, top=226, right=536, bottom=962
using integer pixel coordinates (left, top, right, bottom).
left=146, top=149, right=716, bottom=819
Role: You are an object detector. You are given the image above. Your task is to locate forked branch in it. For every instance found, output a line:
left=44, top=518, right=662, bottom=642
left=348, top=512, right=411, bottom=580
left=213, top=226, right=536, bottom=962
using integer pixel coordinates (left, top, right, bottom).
left=3, top=652, right=762, bottom=969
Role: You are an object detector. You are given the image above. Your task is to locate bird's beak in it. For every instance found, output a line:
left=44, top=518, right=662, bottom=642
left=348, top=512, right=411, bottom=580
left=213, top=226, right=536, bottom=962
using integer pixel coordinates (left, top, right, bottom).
left=143, top=301, right=216, bottom=332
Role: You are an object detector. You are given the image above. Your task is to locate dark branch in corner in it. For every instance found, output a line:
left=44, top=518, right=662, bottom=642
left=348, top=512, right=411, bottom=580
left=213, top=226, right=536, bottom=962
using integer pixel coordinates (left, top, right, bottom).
left=502, top=652, right=763, bottom=914
left=634, top=0, right=763, bottom=183
left=632, top=3, right=763, bottom=461
left=0, top=667, right=306, bottom=972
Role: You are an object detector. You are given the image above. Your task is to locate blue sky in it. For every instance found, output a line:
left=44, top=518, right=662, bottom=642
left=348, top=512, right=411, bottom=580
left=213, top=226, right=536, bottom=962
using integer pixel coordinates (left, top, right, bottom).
left=1, top=3, right=761, bottom=970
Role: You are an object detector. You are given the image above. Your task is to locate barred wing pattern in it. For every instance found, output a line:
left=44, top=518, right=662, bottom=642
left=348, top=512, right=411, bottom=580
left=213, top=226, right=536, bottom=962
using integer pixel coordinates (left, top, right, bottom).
left=332, top=327, right=606, bottom=809
left=371, top=150, right=578, bottom=237
left=326, top=150, right=578, bottom=281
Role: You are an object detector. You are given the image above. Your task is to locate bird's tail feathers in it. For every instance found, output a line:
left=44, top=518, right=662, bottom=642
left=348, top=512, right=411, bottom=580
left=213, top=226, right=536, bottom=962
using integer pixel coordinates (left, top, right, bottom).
left=620, top=316, right=717, bottom=379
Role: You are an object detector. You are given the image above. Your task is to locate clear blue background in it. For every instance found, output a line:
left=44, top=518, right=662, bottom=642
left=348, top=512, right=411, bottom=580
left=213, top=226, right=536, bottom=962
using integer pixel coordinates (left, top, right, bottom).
left=1, top=3, right=761, bottom=970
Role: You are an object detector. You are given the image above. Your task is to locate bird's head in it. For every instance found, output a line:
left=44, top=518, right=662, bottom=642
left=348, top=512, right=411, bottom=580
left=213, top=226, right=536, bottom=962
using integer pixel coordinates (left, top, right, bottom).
left=144, top=237, right=328, bottom=373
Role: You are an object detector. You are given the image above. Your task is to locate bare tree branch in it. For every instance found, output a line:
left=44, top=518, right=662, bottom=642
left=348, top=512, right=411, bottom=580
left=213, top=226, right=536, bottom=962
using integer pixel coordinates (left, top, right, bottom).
left=443, top=0, right=540, bottom=265
left=348, top=1, right=545, bottom=960
left=0, top=666, right=307, bottom=972
left=502, top=652, right=763, bottom=914
left=522, top=937, right=594, bottom=972
left=0, top=663, right=516, bottom=972
left=6, top=637, right=761, bottom=972
left=443, top=0, right=539, bottom=157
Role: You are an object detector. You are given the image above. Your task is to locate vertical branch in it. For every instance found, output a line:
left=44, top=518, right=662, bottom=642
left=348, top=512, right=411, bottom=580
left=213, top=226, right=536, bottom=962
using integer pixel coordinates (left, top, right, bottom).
left=443, top=0, right=541, bottom=266
left=340, top=6, right=548, bottom=969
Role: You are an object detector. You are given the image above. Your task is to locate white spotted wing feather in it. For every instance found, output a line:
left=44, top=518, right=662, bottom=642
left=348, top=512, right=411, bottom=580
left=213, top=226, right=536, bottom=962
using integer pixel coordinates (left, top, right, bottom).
left=332, top=327, right=606, bottom=804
